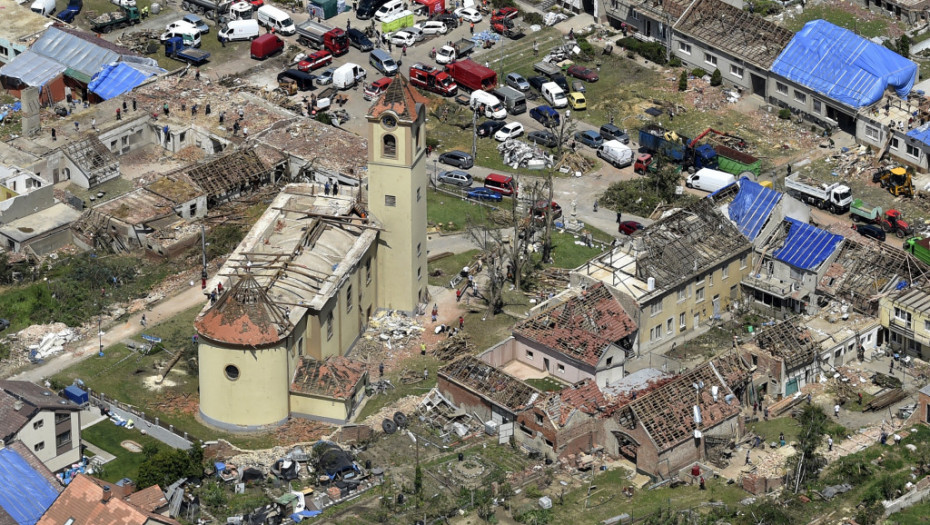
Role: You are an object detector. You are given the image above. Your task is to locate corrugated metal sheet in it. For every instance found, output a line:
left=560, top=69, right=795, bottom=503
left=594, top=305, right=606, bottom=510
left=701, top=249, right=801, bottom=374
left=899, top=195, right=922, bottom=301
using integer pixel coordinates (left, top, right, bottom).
left=727, top=179, right=781, bottom=241
left=773, top=218, right=843, bottom=270
left=0, top=50, right=66, bottom=87
left=30, top=27, right=120, bottom=83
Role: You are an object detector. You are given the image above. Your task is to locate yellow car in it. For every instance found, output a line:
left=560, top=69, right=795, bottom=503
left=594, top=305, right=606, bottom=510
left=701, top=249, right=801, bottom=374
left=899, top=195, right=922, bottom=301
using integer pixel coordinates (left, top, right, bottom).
left=568, top=91, right=587, bottom=110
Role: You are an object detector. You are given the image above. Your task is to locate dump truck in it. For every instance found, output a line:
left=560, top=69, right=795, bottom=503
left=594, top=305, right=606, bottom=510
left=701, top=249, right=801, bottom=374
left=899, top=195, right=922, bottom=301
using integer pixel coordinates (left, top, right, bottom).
left=637, top=125, right=718, bottom=170
left=491, top=17, right=523, bottom=38
left=715, top=145, right=761, bottom=177
left=409, top=63, right=457, bottom=96
left=785, top=174, right=852, bottom=214
left=905, top=237, right=930, bottom=265
left=444, top=59, right=496, bottom=92
left=91, top=6, right=140, bottom=32
left=165, top=36, right=211, bottom=65
left=435, top=38, right=475, bottom=64
left=850, top=200, right=913, bottom=237
left=180, top=0, right=236, bottom=20
left=873, top=166, right=915, bottom=198
left=296, top=20, right=348, bottom=56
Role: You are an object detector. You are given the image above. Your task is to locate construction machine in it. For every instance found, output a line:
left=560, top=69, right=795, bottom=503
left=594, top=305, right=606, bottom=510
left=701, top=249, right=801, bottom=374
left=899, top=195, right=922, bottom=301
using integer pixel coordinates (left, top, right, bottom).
left=873, top=166, right=915, bottom=197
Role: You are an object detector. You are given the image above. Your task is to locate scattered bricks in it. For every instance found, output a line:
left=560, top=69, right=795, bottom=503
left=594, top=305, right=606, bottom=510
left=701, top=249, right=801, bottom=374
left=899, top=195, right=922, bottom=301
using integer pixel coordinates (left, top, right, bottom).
left=327, top=486, right=341, bottom=499
left=798, top=495, right=811, bottom=503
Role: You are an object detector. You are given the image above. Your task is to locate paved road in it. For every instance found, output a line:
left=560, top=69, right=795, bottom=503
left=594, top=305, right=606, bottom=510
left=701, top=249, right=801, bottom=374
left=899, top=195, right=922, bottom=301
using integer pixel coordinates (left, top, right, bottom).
left=103, top=400, right=193, bottom=450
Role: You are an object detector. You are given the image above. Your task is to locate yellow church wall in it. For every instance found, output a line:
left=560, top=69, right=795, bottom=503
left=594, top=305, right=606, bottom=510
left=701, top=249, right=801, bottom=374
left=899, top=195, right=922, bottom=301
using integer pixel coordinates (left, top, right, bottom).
left=289, top=393, right=351, bottom=422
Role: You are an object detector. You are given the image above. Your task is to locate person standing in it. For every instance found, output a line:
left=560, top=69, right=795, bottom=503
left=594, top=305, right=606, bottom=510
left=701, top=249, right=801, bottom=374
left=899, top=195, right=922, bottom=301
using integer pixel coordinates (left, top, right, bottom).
left=91, top=117, right=97, bottom=131
left=458, top=316, right=464, bottom=330
left=205, top=102, right=211, bottom=116
left=469, top=21, right=474, bottom=34
left=163, top=102, right=170, bottom=116
left=616, top=210, right=622, bottom=224
left=828, top=435, right=833, bottom=451
left=745, top=449, right=751, bottom=465
left=141, top=314, right=147, bottom=327
left=834, top=403, right=840, bottom=418
left=379, top=362, right=384, bottom=377
left=858, top=392, right=863, bottom=405
left=533, top=39, right=538, bottom=57
left=51, top=128, right=56, bottom=141
left=431, top=303, right=438, bottom=322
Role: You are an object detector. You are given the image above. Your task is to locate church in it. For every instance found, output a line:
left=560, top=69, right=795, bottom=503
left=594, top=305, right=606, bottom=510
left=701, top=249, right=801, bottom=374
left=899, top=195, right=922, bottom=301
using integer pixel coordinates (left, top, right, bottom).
left=193, top=76, right=428, bottom=430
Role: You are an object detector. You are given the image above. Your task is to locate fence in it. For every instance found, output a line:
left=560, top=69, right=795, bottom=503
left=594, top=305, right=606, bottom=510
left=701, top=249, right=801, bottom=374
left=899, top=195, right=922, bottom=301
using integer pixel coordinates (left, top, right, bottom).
left=88, top=389, right=199, bottom=447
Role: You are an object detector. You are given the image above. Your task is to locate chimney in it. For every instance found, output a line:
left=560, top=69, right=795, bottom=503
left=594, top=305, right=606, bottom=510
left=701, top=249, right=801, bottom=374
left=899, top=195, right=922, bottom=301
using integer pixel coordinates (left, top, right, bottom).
left=13, top=400, right=23, bottom=411
left=102, top=486, right=112, bottom=504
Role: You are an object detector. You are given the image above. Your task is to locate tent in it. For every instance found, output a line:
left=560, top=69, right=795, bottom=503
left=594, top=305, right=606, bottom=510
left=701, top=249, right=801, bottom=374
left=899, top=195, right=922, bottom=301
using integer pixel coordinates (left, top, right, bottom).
left=308, top=0, right=338, bottom=19
left=413, top=0, right=444, bottom=15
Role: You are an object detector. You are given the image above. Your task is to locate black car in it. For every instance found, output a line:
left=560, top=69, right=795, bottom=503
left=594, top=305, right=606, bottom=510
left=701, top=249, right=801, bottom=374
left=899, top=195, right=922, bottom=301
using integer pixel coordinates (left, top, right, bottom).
left=477, top=120, right=506, bottom=137
left=438, top=150, right=474, bottom=169
left=551, top=73, right=569, bottom=92
left=0, top=319, right=9, bottom=332
left=853, top=223, right=886, bottom=242
left=599, top=123, right=630, bottom=144
left=528, top=75, right=548, bottom=92
left=346, top=28, right=374, bottom=51
left=528, top=130, right=558, bottom=148
left=430, top=12, right=460, bottom=29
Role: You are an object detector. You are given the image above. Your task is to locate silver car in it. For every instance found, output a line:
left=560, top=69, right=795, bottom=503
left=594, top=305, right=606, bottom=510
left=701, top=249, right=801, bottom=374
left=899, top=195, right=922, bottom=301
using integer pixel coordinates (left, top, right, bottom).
left=506, top=72, right=530, bottom=92
left=437, top=170, right=473, bottom=187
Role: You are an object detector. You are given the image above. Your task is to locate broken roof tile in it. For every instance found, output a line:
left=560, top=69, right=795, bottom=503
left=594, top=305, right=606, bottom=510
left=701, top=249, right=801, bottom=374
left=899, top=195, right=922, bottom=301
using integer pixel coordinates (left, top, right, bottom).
left=195, top=273, right=291, bottom=346
left=290, top=356, right=368, bottom=400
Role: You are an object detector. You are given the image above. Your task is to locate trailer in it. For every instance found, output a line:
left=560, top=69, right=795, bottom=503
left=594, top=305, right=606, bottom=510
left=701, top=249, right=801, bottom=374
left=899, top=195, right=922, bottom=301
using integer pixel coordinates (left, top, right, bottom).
left=785, top=174, right=852, bottom=214
left=180, top=0, right=236, bottom=20
left=715, top=144, right=761, bottom=177
left=165, top=37, right=211, bottom=65
left=905, top=237, right=930, bottom=266
left=444, top=59, right=496, bottom=92
left=849, top=199, right=882, bottom=222
left=491, top=17, right=523, bottom=38
left=90, top=6, right=140, bottom=33
left=533, top=61, right=561, bottom=77
left=296, top=20, right=349, bottom=55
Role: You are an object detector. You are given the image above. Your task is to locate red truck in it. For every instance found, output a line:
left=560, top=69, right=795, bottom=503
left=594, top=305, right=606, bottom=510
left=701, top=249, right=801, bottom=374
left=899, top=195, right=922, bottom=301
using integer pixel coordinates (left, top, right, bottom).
left=296, top=20, right=348, bottom=56
left=444, top=59, right=497, bottom=92
left=409, top=63, right=458, bottom=96
left=298, top=49, right=333, bottom=72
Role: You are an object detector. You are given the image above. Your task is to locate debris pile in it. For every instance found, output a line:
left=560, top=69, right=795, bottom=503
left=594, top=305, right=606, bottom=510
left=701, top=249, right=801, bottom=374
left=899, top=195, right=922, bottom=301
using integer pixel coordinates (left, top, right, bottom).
left=116, top=30, right=160, bottom=54
left=416, top=389, right=483, bottom=440
left=498, top=139, right=553, bottom=169
left=554, top=149, right=596, bottom=175
left=364, top=310, right=425, bottom=350
left=431, top=334, right=471, bottom=361
left=2, top=323, right=82, bottom=370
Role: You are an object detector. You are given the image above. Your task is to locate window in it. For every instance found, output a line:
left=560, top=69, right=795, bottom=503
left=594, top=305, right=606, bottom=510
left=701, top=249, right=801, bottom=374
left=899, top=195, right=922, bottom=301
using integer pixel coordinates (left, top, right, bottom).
left=740, top=255, right=748, bottom=269
left=382, top=134, right=397, bottom=157
left=365, top=257, right=372, bottom=284
left=891, top=137, right=900, bottom=150
left=557, top=364, right=565, bottom=373
left=417, top=242, right=422, bottom=257
left=722, top=266, right=729, bottom=279
left=224, top=365, right=240, bottom=381
left=416, top=187, right=421, bottom=202
left=776, top=82, right=788, bottom=95
left=813, top=99, right=823, bottom=114
left=894, top=307, right=913, bottom=328
left=730, top=64, right=744, bottom=78
left=189, top=203, right=197, bottom=216
left=794, top=90, right=807, bottom=103
left=924, top=320, right=930, bottom=332
left=526, top=350, right=534, bottom=360
left=326, top=312, right=334, bottom=340
left=56, top=430, right=71, bottom=448
left=33, top=420, right=44, bottom=430
left=179, top=132, right=186, bottom=143
left=417, top=267, right=422, bottom=281
left=385, top=195, right=396, bottom=207
left=865, top=125, right=880, bottom=141
left=606, top=357, right=613, bottom=366
left=54, top=413, right=69, bottom=424
left=346, top=284, right=353, bottom=312
left=678, top=288, right=686, bottom=302
left=907, top=144, right=920, bottom=160
left=666, top=318, right=673, bottom=334
left=631, top=10, right=640, bottom=19
left=704, top=53, right=717, bottom=66
left=0, top=47, right=8, bottom=57
left=678, top=42, right=692, bottom=55
left=708, top=272, right=714, bottom=286
left=535, top=413, right=544, bottom=425
left=696, top=287, right=705, bottom=302
left=651, top=326, right=662, bottom=340
left=34, top=442, right=45, bottom=452
left=680, top=313, right=686, bottom=330
left=650, top=302, right=663, bottom=316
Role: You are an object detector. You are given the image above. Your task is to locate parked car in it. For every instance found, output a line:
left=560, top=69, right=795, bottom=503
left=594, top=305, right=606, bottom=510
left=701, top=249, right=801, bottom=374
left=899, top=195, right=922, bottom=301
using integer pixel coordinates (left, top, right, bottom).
left=528, top=75, right=547, bottom=91
left=298, top=49, right=333, bottom=72
left=532, top=200, right=562, bottom=220
left=599, top=123, right=629, bottom=144
left=182, top=14, right=210, bottom=34
left=0, top=319, right=8, bottom=332
left=402, top=26, right=424, bottom=41
left=574, top=130, right=603, bottom=148
left=316, top=67, right=336, bottom=85
left=415, top=20, right=448, bottom=34
left=618, top=221, right=643, bottom=235
left=567, top=65, right=598, bottom=82
left=346, top=27, right=374, bottom=51
left=477, top=119, right=506, bottom=137
left=466, top=187, right=503, bottom=202
left=506, top=72, right=530, bottom=92
left=551, top=73, right=569, bottom=92
left=438, top=150, right=474, bottom=169
left=389, top=31, right=416, bottom=47
left=528, top=130, right=558, bottom=148
left=454, top=7, right=482, bottom=22
left=571, top=79, right=585, bottom=94
left=494, top=122, right=524, bottom=141
left=852, top=223, right=886, bottom=242
left=567, top=92, right=586, bottom=110
left=430, top=11, right=459, bottom=28
left=529, top=105, right=560, bottom=127
left=492, top=7, right=518, bottom=19
left=437, top=170, right=473, bottom=187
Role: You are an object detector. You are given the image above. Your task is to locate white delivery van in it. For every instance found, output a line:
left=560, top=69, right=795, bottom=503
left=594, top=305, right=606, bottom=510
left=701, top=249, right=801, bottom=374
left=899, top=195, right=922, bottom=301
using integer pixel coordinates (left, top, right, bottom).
left=686, top=168, right=737, bottom=193
left=219, top=19, right=260, bottom=42
left=30, top=0, right=55, bottom=16
left=257, top=5, right=296, bottom=35
left=160, top=27, right=202, bottom=47
left=333, top=63, right=367, bottom=89
left=597, top=140, right=633, bottom=168
left=469, top=91, right=506, bottom=120
left=541, top=82, right=567, bottom=108
left=374, top=0, right=403, bottom=21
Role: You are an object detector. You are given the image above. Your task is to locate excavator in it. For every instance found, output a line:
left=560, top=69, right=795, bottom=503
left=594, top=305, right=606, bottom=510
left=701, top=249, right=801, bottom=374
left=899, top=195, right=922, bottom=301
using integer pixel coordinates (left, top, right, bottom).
left=872, top=166, right=915, bottom=197
left=687, top=128, right=748, bottom=150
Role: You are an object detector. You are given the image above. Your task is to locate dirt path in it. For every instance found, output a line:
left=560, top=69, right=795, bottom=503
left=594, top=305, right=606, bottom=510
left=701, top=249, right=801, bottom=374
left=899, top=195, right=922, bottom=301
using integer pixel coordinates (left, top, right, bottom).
left=10, top=284, right=209, bottom=383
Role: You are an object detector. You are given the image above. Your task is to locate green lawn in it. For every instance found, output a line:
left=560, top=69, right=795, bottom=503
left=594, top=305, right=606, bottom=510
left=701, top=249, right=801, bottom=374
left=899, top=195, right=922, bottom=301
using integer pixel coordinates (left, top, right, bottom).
left=782, top=5, right=898, bottom=38
left=547, top=229, right=606, bottom=269
left=82, top=422, right=169, bottom=483
left=525, top=376, right=565, bottom=391
left=428, top=250, right=480, bottom=287
left=427, top=187, right=497, bottom=232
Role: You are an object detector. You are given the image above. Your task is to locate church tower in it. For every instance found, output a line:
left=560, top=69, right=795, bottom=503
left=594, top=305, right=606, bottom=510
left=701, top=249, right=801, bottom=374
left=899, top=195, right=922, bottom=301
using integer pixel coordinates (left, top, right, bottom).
left=367, top=75, right=428, bottom=312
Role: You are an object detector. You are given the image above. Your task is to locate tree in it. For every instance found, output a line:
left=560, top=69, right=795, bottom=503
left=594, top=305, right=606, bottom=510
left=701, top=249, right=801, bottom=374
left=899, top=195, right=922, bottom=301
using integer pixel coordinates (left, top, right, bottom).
left=899, top=34, right=911, bottom=57
left=678, top=71, right=688, bottom=92
left=710, top=68, right=722, bottom=86
left=786, top=404, right=828, bottom=491
left=136, top=447, right=204, bottom=489
left=646, top=157, right=682, bottom=202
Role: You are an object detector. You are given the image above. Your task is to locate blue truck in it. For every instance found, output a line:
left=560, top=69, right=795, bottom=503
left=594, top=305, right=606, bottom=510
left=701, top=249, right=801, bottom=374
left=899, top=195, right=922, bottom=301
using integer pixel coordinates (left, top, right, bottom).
left=56, top=0, right=83, bottom=23
left=638, top=124, right=718, bottom=170
left=165, top=37, right=211, bottom=65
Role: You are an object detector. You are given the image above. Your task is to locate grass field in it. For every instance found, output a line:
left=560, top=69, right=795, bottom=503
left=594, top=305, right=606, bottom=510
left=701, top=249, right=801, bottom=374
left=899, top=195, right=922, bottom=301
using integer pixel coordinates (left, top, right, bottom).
left=781, top=5, right=899, bottom=38
left=427, top=187, right=498, bottom=232
left=82, top=422, right=169, bottom=482
left=428, top=250, right=480, bottom=287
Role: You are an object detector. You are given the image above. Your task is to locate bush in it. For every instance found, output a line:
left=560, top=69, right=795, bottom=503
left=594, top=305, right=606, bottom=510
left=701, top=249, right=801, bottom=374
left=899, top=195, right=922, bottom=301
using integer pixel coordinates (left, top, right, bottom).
left=575, top=37, right=594, bottom=57
left=490, top=0, right=516, bottom=7
left=678, top=71, right=688, bottom=91
left=747, top=0, right=783, bottom=15
left=314, top=111, right=333, bottom=125
left=691, top=68, right=707, bottom=78
left=616, top=37, right=666, bottom=65
left=668, top=56, right=682, bottom=67
left=710, top=68, right=722, bottom=86
left=778, top=108, right=792, bottom=120
left=523, top=11, right=543, bottom=25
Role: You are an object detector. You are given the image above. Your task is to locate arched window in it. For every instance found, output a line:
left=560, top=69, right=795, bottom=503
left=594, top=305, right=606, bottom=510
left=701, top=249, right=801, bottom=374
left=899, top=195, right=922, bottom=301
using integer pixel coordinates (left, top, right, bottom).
left=383, top=134, right=397, bottom=158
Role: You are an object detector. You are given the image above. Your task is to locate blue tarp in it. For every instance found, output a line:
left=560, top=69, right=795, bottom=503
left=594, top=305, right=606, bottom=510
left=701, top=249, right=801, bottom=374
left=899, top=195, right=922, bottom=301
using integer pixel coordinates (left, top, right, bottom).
left=770, top=20, right=917, bottom=108
left=906, top=124, right=930, bottom=147
left=64, top=385, right=88, bottom=405
left=727, top=179, right=782, bottom=241
left=291, top=510, right=322, bottom=522
left=0, top=447, right=59, bottom=525
left=88, top=63, right=161, bottom=100
left=772, top=218, right=843, bottom=270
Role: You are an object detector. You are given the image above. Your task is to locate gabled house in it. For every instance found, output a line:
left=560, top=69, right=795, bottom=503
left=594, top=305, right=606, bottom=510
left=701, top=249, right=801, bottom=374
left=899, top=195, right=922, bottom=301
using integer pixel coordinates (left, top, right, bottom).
left=0, top=440, right=62, bottom=525
left=37, top=474, right=180, bottom=525
left=0, top=381, right=82, bottom=472
left=437, top=356, right=541, bottom=425
left=880, top=287, right=930, bottom=359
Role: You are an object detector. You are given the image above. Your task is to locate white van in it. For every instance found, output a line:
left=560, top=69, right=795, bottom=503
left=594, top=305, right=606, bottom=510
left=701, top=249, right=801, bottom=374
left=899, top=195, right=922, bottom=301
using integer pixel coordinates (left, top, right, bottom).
left=541, top=82, right=567, bottom=108
left=469, top=91, right=506, bottom=120
left=160, top=27, right=202, bottom=47
left=597, top=140, right=633, bottom=168
left=219, top=19, right=260, bottom=42
left=257, top=5, right=296, bottom=36
left=333, top=63, right=367, bottom=90
left=686, top=168, right=737, bottom=193
left=374, top=0, right=403, bottom=21
left=30, top=0, right=55, bottom=16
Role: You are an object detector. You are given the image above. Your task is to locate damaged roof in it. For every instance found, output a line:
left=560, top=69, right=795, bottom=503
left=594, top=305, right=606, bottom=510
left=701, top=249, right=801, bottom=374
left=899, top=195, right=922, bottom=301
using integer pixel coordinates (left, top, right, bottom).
left=291, top=356, right=368, bottom=399
left=256, top=120, right=368, bottom=178
left=144, top=173, right=203, bottom=205
left=186, top=149, right=269, bottom=199
left=439, top=356, right=540, bottom=413
left=93, top=188, right=176, bottom=225
left=0, top=441, right=61, bottom=525
left=514, top=283, right=636, bottom=367
left=751, top=317, right=817, bottom=370
left=540, top=379, right=612, bottom=428
left=195, top=273, right=292, bottom=346
left=37, top=474, right=180, bottom=525
left=368, top=74, right=427, bottom=121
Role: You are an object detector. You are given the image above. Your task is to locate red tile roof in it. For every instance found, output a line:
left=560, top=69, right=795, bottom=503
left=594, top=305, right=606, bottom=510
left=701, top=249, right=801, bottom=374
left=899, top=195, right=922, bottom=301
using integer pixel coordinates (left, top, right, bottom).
left=543, top=379, right=613, bottom=427
left=37, top=474, right=180, bottom=525
left=514, top=283, right=637, bottom=367
left=368, top=74, right=427, bottom=120
left=195, top=274, right=291, bottom=346
left=290, top=356, right=368, bottom=400
left=123, top=485, right=168, bottom=513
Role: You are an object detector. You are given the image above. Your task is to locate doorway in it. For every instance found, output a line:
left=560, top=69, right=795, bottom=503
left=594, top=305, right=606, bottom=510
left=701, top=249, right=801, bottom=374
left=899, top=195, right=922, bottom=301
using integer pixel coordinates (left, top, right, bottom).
left=750, top=74, right=766, bottom=97
left=543, top=358, right=550, bottom=372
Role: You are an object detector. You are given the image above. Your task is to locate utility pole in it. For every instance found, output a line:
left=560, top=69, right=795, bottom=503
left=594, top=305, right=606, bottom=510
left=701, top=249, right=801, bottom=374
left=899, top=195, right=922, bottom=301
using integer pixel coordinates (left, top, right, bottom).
left=200, top=225, right=207, bottom=290
left=471, top=108, right=478, bottom=157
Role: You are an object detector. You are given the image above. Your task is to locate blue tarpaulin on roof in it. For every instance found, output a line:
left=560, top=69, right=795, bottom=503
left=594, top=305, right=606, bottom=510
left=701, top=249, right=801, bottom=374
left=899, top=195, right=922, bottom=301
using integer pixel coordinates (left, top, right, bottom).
left=772, top=218, right=843, bottom=270
left=770, top=20, right=917, bottom=108
left=0, top=447, right=59, bottom=525
left=727, top=179, right=782, bottom=241
left=906, top=124, right=930, bottom=146
left=88, top=63, right=161, bottom=100
left=291, top=510, right=322, bottom=522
